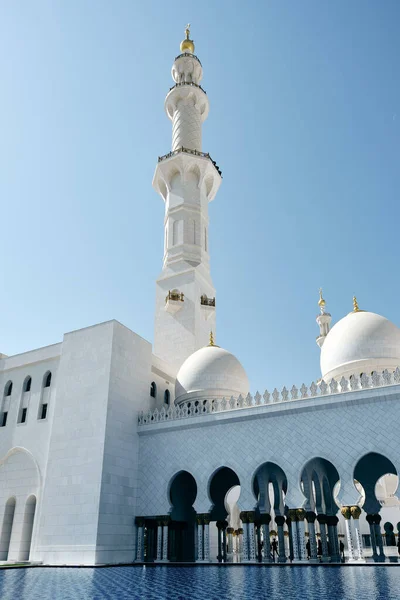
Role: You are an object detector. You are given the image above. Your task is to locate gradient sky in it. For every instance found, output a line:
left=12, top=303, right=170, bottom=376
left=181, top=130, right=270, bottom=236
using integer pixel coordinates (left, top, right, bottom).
left=1, top=1, right=399, bottom=393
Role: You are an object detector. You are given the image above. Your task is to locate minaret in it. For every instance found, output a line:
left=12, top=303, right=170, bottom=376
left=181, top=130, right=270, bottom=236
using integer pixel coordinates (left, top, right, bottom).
left=152, top=26, right=222, bottom=370
left=316, top=288, right=331, bottom=348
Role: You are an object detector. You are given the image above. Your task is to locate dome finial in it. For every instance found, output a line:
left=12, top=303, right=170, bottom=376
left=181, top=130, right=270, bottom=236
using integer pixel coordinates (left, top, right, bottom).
left=180, top=23, right=195, bottom=54
left=353, top=296, right=360, bottom=312
left=209, top=330, right=215, bottom=347
left=318, top=288, right=326, bottom=313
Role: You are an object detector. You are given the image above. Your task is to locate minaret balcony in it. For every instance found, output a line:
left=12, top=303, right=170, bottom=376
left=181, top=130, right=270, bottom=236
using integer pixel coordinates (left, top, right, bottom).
left=157, top=147, right=222, bottom=177
left=165, top=289, right=184, bottom=314
left=169, top=82, right=207, bottom=95
left=200, top=295, right=215, bottom=320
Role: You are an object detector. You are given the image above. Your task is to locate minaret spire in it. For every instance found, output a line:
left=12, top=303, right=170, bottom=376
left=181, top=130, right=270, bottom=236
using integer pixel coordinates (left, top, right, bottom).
left=316, top=288, right=332, bottom=349
left=152, top=29, right=222, bottom=370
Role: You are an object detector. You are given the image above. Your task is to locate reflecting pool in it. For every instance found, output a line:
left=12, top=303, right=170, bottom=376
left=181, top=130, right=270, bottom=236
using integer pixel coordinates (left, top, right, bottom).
left=0, top=565, right=399, bottom=600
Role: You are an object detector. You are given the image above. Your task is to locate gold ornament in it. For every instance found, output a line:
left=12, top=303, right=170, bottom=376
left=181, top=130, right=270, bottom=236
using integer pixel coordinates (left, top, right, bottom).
left=180, top=23, right=195, bottom=54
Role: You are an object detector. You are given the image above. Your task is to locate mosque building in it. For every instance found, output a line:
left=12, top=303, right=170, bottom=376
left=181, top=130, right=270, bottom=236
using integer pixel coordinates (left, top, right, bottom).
left=1, top=27, right=400, bottom=566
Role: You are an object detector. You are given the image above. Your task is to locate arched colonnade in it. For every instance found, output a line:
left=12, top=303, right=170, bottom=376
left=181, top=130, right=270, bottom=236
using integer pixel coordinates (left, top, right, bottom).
left=135, top=452, right=400, bottom=564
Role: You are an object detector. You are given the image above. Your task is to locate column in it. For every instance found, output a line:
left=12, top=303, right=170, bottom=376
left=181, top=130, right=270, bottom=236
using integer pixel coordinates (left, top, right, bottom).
left=237, top=528, right=243, bottom=559
left=216, top=521, right=224, bottom=562
left=350, top=506, right=365, bottom=562
left=227, top=527, right=234, bottom=556
left=135, top=517, right=145, bottom=562
left=285, top=516, right=293, bottom=562
left=341, top=507, right=356, bottom=562
left=222, top=521, right=228, bottom=562
left=196, top=515, right=204, bottom=562
left=161, top=517, right=170, bottom=562
left=288, top=510, right=300, bottom=561
left=260, top=514, right=272, bottom=563
left=306, top=512, right=318, bottom=563
left=248, top=512, right=257, bottom=562
left=373, top=515, right=386, bottom=563
left=366, top=514, right=379, bottom=563
left=155, top=518, right=163, bottom=562
left=326, top=515, right=340, bottom=562
left=203, top=516, right=211, bottom=561
left=296, top=510, right=307, bottom=561
left=239, top=512, right=250, bottom=562
left=317, top=514, right=330, bottom=562
left=276, top=516, right=287, bottom=563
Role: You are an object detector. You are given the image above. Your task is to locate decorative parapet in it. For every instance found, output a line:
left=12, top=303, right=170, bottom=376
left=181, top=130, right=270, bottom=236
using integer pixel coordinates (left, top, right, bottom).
left=138, top=367, right=400, bottom=426
left=169, top=82, right=207, bottom=95
left=157, top=147, right=222, bottom=177
left=174, top=52, right=202, bottom=66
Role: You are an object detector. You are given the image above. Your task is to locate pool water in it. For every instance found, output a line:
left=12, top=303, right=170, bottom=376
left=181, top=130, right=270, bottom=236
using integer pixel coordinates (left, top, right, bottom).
left=0, top=565, right=399, bottom=600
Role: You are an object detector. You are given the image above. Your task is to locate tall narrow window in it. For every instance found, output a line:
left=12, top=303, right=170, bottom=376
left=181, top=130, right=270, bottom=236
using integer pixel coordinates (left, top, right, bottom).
left=204, top=227, right=208, bottom=252
left=0, top=497, right=16, bottom=560
left=150, top=382, right=157, bottom=398
left=38, top=371, right=52, bottom=420
left=164, top=389, right=170, bottom=405
left=1, top=381, right=12, bottom=427
left=18, top=376, right=32, bottom=424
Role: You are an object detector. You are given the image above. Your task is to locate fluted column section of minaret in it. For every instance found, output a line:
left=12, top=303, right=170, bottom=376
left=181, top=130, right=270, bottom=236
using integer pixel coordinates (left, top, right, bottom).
left=172, top=98, right=202, bottom=151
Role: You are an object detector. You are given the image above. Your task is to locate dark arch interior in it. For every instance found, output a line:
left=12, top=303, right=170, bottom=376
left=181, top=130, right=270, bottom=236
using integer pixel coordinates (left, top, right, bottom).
left=168, top=470, right=197, bottom=562
left=253, top=462, right=288, bottom=516
left=300, top=457, right=340, bottom=516
left=354, top=452, right=397, bottom=514
left=209, top=467, right=240, bottom=521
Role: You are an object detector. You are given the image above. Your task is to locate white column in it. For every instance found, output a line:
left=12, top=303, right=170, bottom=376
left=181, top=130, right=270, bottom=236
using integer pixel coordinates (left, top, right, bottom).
left=162, top=522, right=169, bottom=561
left=307, top=514, right=318, bottom=562
left=197, top=520, right=203, bottom=561
left=341, top=508, right=356, bottom=562
left=203, top=520, right=210, bottom=561
left=248, top=521, right=256, bottom=562
left=135, top=520, right=144, bottom=562
left=242, top=522, right=249, bottom=561
left=297, top=516, right=307, bottom=561
left=289, top=512, right=300, bottom=562
left=261, top=523, right=271, bottom=562
left=227, top=528, right=233, bottom=555
left=352, top=517, right=365, bottom=562
left=155, top=523, right=163, bottom=561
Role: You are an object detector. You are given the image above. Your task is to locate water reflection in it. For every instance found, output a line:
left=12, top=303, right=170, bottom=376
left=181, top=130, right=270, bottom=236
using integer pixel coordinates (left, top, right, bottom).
left=0, top=565, right=398, bottom=600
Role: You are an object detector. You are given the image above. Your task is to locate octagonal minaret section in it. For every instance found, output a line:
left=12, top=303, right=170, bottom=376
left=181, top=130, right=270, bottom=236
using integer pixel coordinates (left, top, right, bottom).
left=152, top=26, right=222, bottom=371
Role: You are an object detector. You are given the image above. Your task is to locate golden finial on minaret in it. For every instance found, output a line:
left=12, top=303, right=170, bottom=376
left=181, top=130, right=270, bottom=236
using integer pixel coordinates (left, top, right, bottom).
left=209, top=330, right=215, bottom=346
left=318, top=288, right=326, bottom=312
left=180, top=23, right=195, bottom=54
left=353, top=296, right=360, bottom=312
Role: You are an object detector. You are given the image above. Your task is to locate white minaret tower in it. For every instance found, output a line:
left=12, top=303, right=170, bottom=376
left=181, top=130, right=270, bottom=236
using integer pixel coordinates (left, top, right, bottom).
left=153, top=25, right=222, bottom=370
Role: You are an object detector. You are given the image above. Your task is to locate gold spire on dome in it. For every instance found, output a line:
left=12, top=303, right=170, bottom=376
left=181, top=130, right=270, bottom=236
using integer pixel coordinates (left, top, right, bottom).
left=209, top=330, right=215, bottom=346
left=353, top=296, right=360, bottom=312
left=318, top=288, right=326, bottom=310
left=180, top=23, right=195, bottom=54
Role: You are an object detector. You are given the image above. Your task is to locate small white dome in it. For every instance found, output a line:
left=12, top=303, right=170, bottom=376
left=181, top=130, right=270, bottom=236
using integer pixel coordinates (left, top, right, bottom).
left=321, top=311, right=400, bottom=381
left=175, top=345, right=249, bottom=405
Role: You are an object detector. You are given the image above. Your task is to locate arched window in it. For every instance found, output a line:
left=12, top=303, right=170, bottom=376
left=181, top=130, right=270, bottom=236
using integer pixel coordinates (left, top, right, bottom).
left=44, top=372, right=52, bottom=388
left=150, top=382, right=157, bottom=398
left=24, top=377, right=32, bottom=393
left=164, top=389, right=170, bottom=405
left=5, top=381, right=12, bottom=397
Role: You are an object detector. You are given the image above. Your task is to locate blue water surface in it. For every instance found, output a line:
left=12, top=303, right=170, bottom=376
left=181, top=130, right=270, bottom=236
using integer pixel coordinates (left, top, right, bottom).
left=0, top=566, right=399, bottom=600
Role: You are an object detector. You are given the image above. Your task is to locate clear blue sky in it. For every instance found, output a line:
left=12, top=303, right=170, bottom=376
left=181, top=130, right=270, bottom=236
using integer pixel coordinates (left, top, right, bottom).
left=1, top=1, right=399, bottom=393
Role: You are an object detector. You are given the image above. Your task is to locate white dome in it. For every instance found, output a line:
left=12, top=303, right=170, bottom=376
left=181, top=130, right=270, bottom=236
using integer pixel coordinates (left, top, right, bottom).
left=321, top=311, right=400, bottom=381
left=175, top=345, right=249, bottom=405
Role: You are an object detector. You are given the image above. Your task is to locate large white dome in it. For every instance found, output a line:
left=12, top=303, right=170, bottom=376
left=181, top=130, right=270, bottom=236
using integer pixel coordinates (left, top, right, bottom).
left=175, top=345, right=249, bottom=405
left=321, top=311, right=400, bottom=381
